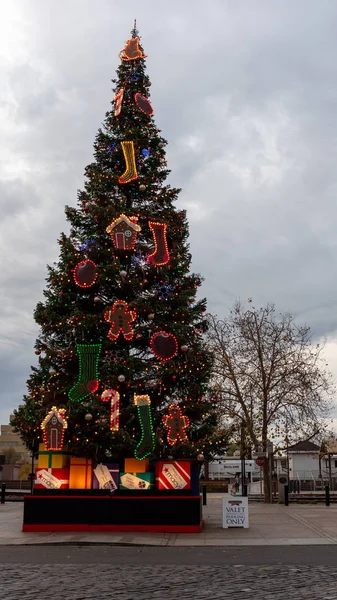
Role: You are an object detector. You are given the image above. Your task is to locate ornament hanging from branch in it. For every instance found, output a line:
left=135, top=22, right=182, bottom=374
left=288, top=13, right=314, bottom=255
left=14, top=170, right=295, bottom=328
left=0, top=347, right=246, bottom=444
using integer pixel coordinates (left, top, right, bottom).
left=106, top=214, right=141, bottom=250
left=162, top=404, right=190, bottom=446
left=134, top=93, right=154, bottom=116
left=146, top=221, right=169, bottom=266
left=114, top=88, right=124, bottom=116
left=150, top=331, right=178, bottom=361
left=41, top=406, right=68, bottom=450
left=119, top=37, right=147, bottom=61
left=73, top=260, right=98, bottom=288
left=118, top=141, right=138, bottom=184
left=156, top=281, right=174, bottom=300
left=104, top=300, right=136, bottom=341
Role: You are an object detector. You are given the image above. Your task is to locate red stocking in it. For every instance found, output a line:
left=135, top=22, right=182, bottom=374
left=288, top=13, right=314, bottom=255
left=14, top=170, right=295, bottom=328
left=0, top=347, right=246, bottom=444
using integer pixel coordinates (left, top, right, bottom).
left=146, top=222, right=169, bottom=266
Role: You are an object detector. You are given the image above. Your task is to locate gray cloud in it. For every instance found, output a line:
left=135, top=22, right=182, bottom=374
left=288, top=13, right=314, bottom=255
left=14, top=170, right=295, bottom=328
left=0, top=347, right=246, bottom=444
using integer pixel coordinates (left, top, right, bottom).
left=2, top=0, right=337, bottom=424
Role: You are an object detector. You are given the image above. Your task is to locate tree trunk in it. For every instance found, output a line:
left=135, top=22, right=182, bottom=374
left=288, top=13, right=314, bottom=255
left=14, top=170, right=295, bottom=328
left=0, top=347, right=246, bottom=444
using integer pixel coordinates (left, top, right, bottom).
left=263, top=457, right=271, bottom=503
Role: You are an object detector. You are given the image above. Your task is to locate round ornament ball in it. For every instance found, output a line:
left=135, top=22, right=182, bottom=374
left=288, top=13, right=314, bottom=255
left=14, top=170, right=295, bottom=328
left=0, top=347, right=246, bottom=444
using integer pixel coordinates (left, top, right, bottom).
left=197, top=453, right=205, bottom=462
left=139, top=184, right=146, bottom=191
left=120, top=270, right=127, bottom=278
left=118, top=374, right=126, bottom=383
left=180, top=345, right=188, bottom=352
left=49, top=367, right=56, bottom=375
left=158, top=141, right=164, bottom=148
left=84, top=413, right=93, bottom=421
left=94, top=296, right=101, bottom=304
left=35, top=350, right=41, bottom=356
left=189, top=297, right=195, bottom=303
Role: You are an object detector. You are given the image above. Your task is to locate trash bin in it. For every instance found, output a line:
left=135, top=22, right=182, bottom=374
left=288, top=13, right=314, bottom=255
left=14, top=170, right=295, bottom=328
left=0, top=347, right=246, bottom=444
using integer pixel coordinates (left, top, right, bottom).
left=278, top=475, right=288, bottom=504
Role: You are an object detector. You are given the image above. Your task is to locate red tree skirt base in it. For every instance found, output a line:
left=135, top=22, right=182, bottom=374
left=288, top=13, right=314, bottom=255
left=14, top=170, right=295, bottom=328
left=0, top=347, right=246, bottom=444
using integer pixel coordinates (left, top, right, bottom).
left=23, top=522, right=202, bottom=533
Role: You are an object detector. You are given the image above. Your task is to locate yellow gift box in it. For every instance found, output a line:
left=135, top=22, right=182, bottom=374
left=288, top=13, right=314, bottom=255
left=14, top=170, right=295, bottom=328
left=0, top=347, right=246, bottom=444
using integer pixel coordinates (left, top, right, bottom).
left=69, top=457, right=93, bottom=489
left=124, top=458, right=149, bottom=473
left=37, top=443, right=70, bottom=469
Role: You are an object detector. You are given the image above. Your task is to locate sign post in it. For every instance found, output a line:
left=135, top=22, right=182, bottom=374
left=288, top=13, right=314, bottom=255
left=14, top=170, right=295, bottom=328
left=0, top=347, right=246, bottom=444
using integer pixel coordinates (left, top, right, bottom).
left=222, top=497, right=249, bottom=529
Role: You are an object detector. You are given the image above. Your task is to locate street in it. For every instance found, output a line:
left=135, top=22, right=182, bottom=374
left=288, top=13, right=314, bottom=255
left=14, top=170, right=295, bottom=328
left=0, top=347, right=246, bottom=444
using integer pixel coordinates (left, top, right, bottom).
left=1, top=546, right=337, bottom=599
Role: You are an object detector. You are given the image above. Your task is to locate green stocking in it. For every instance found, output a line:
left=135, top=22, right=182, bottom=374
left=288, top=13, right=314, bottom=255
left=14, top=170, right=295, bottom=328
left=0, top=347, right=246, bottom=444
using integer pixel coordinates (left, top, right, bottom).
left=68, top=343, right=101, bottom=404
left=134, top=395, right=155, bottom=460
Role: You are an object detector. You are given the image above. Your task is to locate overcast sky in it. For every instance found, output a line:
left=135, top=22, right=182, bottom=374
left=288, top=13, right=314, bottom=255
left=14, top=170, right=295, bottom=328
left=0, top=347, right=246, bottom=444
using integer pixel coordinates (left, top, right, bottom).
left=1, top=0, right=337, bottom=428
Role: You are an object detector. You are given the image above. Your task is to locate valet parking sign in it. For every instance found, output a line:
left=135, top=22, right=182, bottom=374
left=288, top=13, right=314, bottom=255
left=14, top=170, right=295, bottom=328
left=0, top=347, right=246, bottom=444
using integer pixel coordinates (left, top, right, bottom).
left=222, top=497, right=249, bottom=529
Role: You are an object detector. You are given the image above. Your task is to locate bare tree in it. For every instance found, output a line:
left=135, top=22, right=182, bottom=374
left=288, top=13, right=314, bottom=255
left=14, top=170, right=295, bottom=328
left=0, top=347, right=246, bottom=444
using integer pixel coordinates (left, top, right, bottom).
left=1, top=447, right=23, bottom=465
left=207, top=301, right=335, bottom=502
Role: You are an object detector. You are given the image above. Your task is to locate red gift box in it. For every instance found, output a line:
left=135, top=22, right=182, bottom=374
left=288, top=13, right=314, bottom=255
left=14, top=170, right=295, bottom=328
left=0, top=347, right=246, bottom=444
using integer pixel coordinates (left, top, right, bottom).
left=35, top=467, right=69, bottom=490
left=156, top=461, right=191, bottom=490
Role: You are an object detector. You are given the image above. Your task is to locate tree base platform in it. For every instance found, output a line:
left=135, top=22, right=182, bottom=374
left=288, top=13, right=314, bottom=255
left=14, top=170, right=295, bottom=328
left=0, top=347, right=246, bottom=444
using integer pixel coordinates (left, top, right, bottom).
left=22, top=492, right=203, bottom=533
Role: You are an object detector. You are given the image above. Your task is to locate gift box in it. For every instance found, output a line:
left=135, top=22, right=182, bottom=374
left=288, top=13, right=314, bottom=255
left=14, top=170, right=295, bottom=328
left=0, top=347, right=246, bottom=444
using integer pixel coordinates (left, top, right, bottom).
left=69, top=457, right=93, bottom=489
left=37, top=443, right=70, bottom=469
left=93, top=463, right=119, bottom=491
left=124, top=458, right=149, bottom=473
left=119, top=472, right=155, bottom=490
left=156, top=461, right=191, bottom=490
left=35, top=467, right=69, bottom=490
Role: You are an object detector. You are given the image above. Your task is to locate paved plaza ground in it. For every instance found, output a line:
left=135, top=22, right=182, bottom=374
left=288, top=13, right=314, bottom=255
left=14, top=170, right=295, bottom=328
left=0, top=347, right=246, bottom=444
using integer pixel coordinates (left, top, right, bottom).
left=1, top=496, right=337, bottom=599
left=1, top=494, right=337, bottom=546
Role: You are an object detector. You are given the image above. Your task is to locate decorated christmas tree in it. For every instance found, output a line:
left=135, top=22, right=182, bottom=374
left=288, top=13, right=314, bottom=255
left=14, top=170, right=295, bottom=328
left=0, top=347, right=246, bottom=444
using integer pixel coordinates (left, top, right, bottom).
left=12, top=24, right=227, bottom=473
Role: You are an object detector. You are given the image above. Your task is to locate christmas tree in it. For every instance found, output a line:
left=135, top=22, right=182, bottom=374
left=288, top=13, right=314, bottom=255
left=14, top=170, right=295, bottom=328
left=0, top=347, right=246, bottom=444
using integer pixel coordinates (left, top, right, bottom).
left=12, top=23, right=227, bottom=467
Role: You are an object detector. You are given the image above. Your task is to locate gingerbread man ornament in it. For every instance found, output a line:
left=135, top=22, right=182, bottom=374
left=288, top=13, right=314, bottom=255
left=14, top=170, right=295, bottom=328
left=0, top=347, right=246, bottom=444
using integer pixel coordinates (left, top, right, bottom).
left=162, top=404, right=190, bottom=446
left=104, top=300, right=136, bottom=341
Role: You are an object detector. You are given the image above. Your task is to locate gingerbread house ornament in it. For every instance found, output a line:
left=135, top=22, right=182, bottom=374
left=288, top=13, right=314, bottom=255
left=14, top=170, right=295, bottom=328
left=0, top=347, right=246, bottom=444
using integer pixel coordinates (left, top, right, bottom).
left=106, top=214, right=141, bottom=250
left=41, top=406, right=67, bottom=450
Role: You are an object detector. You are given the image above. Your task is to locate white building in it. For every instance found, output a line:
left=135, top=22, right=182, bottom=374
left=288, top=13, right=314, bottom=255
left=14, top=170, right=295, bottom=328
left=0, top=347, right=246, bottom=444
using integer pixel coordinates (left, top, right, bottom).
left=275, top=440, right=337, bottom=481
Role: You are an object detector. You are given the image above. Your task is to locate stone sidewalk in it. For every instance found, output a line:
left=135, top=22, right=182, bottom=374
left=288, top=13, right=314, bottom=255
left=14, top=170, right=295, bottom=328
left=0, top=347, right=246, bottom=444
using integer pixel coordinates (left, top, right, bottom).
left=1, top=495, right=337, bottom=546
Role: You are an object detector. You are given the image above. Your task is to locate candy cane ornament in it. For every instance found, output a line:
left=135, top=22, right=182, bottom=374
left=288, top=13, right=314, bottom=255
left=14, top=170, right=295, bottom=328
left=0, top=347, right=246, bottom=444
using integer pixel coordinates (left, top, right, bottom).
left=101, top=388, right=120, bottom=431
left=114, top=88, right=124, bottom=116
